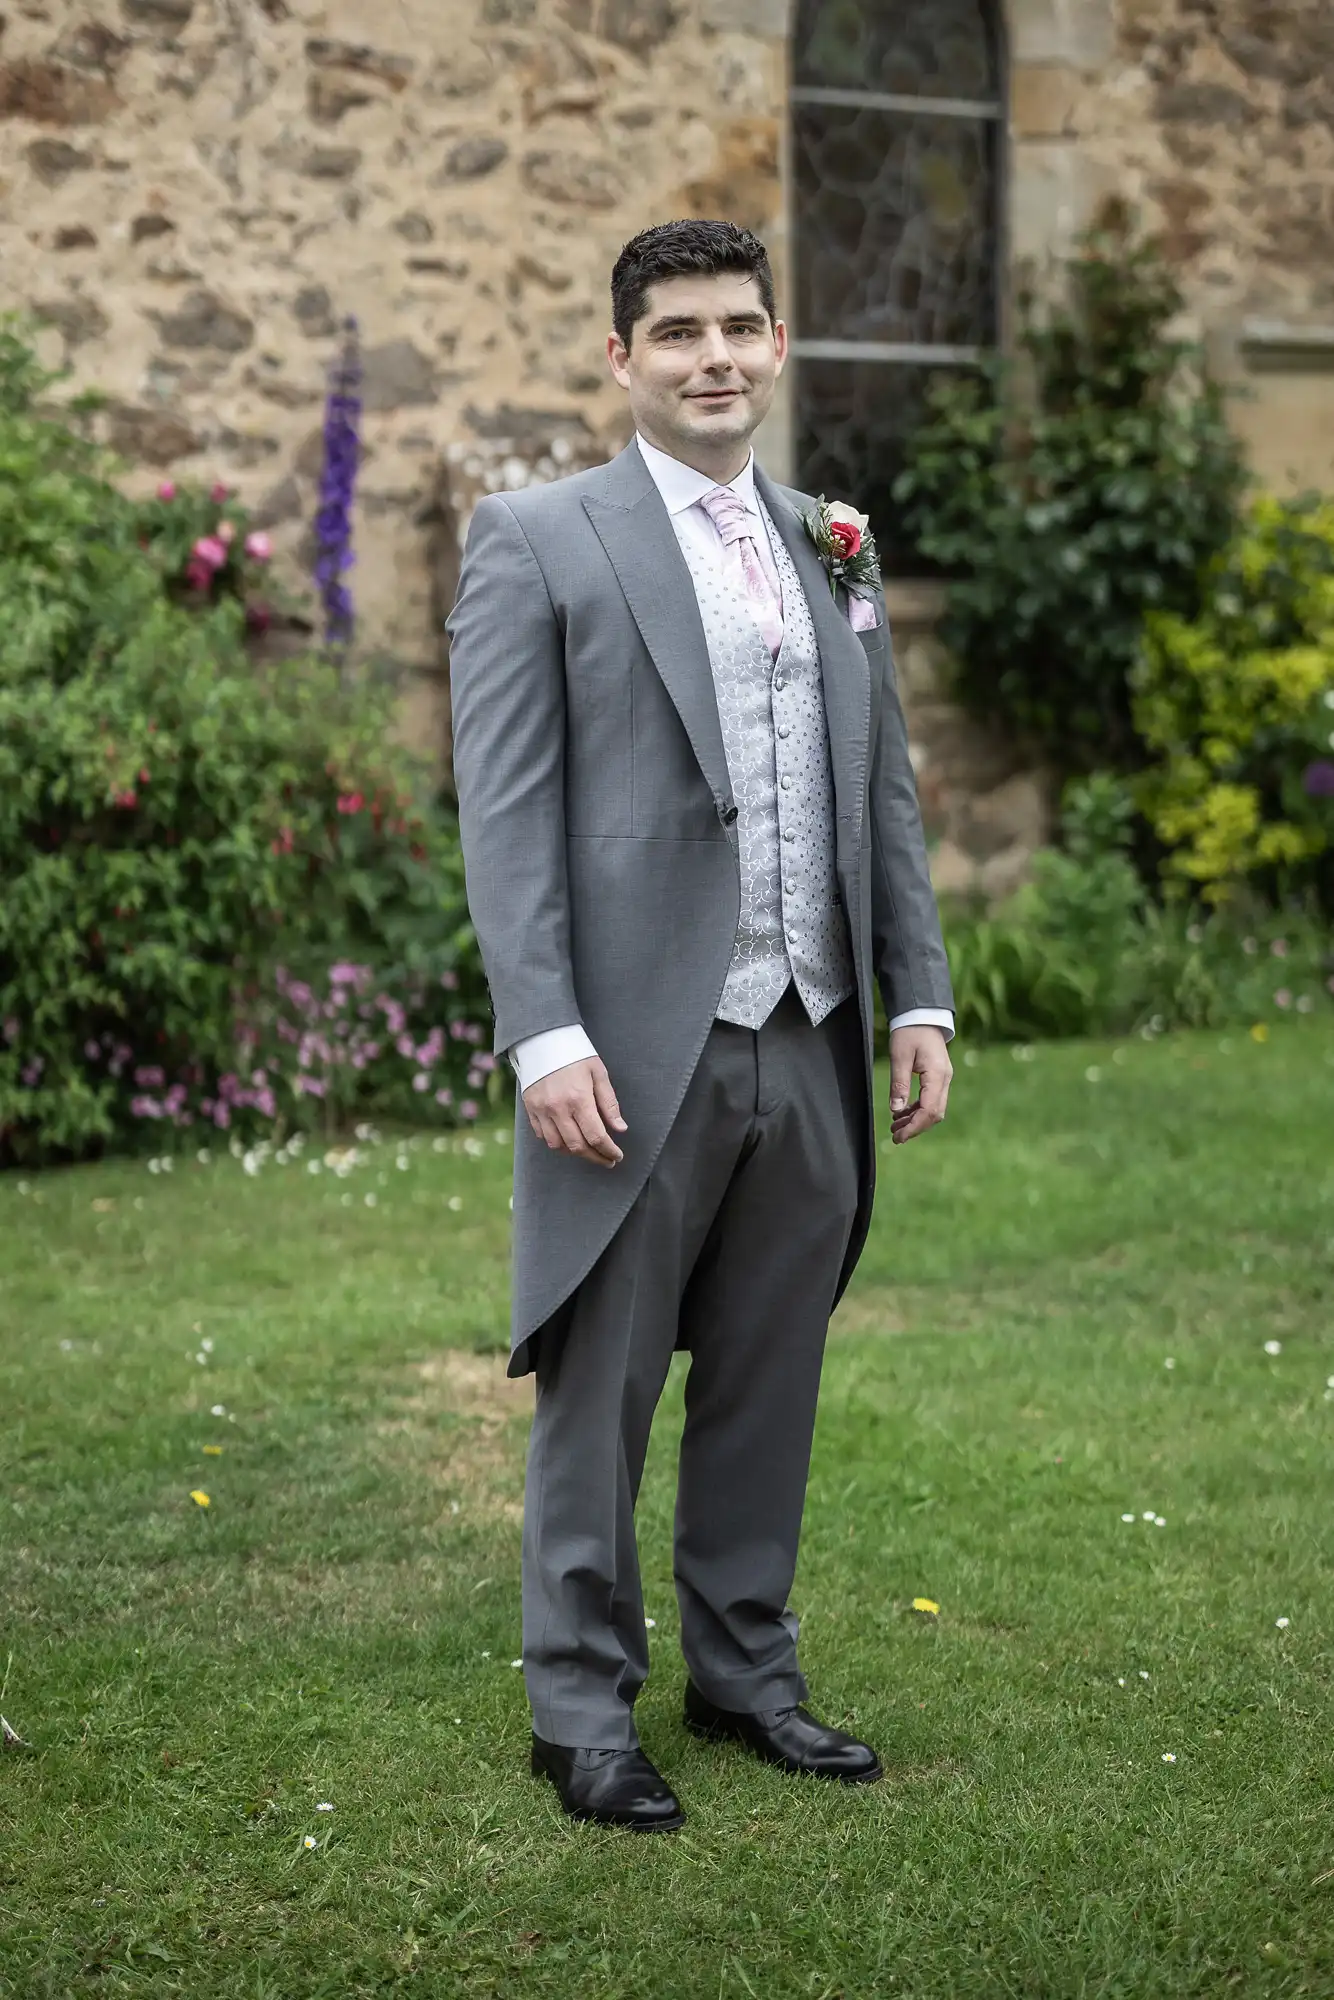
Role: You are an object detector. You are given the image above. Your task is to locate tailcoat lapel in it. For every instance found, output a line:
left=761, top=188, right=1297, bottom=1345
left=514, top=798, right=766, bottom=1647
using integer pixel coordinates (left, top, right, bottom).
left=755, top=466, right=871, bottom=852
left=582, top=444, right=735, bottom=832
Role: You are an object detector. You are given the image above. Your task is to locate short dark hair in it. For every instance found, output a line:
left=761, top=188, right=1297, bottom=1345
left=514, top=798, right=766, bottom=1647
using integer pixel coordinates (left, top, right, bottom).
left=611, top=219, right=777, bottom=347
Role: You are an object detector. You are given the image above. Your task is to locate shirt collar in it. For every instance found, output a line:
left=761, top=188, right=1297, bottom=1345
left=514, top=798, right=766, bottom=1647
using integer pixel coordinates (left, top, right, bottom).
left=635, top=433, right=759, bottom=520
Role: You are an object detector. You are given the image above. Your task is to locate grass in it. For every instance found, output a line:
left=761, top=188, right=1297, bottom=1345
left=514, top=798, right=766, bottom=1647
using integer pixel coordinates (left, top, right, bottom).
left=2, top=1021, right=1333, bottom=1998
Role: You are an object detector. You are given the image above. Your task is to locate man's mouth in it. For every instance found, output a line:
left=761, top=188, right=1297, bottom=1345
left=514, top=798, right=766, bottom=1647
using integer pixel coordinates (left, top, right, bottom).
left=688, top=387, right=743, bottom=404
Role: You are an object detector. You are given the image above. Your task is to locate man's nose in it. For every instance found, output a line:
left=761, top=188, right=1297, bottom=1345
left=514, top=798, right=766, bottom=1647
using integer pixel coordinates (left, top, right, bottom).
left=698, top=328, right=736, bottom=372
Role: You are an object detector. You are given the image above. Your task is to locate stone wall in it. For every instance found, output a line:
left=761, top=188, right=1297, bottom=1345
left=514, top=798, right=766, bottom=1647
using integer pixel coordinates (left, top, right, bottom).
left=0, top=0, right=787, bottom=755
left=1011, top=0, right=1334, bottom=497
left=4, top=0, right=1334, bottom=900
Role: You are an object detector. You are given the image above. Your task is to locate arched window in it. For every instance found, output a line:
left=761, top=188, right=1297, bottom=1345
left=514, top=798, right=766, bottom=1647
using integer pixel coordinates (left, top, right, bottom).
left=791, top=0, right=1003, bottom=569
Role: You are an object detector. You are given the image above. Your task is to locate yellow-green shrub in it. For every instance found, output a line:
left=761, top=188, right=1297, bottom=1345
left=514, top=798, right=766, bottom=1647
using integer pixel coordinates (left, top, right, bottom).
left=1133, top=494, right=1334, bottom=908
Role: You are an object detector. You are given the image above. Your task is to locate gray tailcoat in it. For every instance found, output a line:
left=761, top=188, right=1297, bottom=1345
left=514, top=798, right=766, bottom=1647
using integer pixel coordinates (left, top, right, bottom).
left=446, top=441, right=953, bottom=1377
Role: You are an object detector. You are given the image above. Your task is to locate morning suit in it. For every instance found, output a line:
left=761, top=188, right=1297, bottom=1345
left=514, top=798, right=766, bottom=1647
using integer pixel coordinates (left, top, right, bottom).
left=446, top=437, right=953, bottom=1746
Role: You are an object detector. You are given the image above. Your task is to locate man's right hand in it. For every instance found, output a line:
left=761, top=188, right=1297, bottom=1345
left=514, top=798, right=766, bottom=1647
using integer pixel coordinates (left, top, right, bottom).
left=522, top=1057, right=627, bottom=1168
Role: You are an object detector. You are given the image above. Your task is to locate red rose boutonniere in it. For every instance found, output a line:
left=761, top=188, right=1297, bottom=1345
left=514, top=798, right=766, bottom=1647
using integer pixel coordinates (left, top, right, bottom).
left=802, top=497, right=881, bottom=604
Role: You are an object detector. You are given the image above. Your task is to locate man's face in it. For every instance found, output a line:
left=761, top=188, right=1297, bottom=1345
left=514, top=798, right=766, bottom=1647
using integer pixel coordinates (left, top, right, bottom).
left=606, top=271, right=787, bottom=460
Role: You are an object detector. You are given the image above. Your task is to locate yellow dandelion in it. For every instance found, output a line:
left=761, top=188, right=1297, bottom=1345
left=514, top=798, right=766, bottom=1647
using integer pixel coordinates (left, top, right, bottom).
left=911, top=1597, right=940, bottom=1616
left=1250, top=1023, right=1269, bottom=1043
left=202, top=1445, right=223, bottom=1456
left=189, top=1489, right=211, bottom=1508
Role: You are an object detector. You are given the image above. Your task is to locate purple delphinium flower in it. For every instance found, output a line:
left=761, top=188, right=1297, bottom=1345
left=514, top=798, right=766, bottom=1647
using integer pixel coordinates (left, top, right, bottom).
left=1302, top=758, right=1334, bottom=799
left=313, top=316, right=362, bottom=652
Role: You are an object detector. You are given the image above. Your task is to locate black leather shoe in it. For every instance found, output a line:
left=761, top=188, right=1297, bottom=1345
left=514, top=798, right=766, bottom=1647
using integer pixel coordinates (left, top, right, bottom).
left=683, top=1681, right=883, bottom=1784
left=530, top=1736, right=686, bottom=1831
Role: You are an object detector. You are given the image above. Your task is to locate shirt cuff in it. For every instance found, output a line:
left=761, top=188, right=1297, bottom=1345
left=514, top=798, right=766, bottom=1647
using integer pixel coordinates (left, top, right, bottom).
left=508, top=1023, right=598, bottom=1095
left=888, top=1008, right=955, bottom=1043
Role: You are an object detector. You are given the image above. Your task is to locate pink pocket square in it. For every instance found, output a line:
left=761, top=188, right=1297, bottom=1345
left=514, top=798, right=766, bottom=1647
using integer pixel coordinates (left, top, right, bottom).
left=847, top=593, right=878, bottom=634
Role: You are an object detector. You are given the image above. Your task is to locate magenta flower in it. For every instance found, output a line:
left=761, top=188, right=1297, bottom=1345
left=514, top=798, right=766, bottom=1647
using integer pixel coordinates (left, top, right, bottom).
left=245, top=530, right=273, bottom=563
left=156, top=479, right=177, bottom=501
left=210, top=481, right=230, bottom=502
left=193, top=535, right=228, bottom=571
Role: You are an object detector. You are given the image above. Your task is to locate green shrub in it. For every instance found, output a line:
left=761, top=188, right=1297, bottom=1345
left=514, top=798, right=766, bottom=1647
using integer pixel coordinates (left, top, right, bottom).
left=942, top=777, right=1333, bottom=1042
left=894, top=201, right=1248, bottom=780
left=1133, top=493, right=1334, bottom=912
left=0, top=322, right=492, bottom=1165
left=944, top=778, right=1141, bottom=1041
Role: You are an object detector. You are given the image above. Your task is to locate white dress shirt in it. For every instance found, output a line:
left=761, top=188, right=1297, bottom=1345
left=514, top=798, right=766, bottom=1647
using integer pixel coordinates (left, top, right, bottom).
left=508, top=435, right=954, bottom=1093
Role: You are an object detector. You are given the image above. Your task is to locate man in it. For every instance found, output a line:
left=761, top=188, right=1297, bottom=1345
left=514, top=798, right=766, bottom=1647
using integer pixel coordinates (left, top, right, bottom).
left=447, top=219, right=954, bottom=1833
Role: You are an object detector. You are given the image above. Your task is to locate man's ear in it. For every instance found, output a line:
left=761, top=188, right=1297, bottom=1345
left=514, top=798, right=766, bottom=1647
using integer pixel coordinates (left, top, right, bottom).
left=606, top=330, right=631, bottom=389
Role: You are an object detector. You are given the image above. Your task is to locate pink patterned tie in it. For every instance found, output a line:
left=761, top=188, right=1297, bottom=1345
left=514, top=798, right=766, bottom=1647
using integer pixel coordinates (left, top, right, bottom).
left=699, top=485, right=785, bottom=661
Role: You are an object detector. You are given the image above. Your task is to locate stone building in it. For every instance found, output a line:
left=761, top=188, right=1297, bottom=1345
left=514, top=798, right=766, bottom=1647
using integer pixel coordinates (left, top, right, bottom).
left=3, top=0, right=1333, bottom=896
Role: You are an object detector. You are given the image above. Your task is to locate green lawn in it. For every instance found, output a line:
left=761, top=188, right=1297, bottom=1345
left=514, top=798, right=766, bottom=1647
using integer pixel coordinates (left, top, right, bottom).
left=2, top=1023, right=1333, bottom=1998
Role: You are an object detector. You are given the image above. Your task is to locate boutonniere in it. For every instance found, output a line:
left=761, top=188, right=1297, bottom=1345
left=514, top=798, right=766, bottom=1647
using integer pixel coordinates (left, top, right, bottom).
left=801, top=497, right=881, bottom=604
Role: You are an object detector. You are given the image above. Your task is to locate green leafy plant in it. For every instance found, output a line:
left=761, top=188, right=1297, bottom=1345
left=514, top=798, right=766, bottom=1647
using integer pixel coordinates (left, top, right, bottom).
left=894, top=200, right=1248, bottom=779
left=940, top=776, right=1332, bottom=1042
left=0, top=319, right=492, bottom=1164
left=1133, top=493, right=1334, bottom=913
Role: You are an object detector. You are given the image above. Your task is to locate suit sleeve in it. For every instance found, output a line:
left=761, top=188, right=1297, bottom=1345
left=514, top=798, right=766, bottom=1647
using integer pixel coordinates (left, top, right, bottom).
left=866, top=614, right=955, bottom=1022
left=446, top=495, right=582, bottom=1058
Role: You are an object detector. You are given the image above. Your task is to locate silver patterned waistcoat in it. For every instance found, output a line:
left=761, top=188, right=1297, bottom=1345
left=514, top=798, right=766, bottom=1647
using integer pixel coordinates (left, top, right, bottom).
left=672, top=498, right=856, bottom=1031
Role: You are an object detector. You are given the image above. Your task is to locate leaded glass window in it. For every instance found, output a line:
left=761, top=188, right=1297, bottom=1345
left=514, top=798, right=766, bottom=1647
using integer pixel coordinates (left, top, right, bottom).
left=792, top=0, right=1003, bottom=568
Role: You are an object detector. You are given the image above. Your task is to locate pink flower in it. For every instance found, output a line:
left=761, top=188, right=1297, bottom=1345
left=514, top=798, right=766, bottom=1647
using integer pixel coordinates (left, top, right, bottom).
left=217, top=520, right=236, bottom=546
left=396, top=1033, right=416, bottom=1059
left=156, top=480, right=177, bottom=501
left=244, top=530, right=273, bottom=562
left=460, top=1098, right=479, bottom=1120
left=435, top=1087, right=453, bottom=1106
left=84, top=1039, right=100, bottom=1060
left=1274, top=988, right=1292, bottom=1008
left=210, top=481, right=230, bottom=503
left=1271, top=938, right=1289, bottom=959
left=412, top=1072, right=431, bottom=1092
left=192, top=535, right=228, bottom=571
left=439, top=970, right=460, bottom=991
left=2, top=1019, right=18, bottom=1044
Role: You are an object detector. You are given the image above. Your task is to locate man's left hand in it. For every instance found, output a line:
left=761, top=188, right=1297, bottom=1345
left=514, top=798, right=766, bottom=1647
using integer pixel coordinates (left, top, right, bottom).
left=888, top=1025, right=953, bottom=1145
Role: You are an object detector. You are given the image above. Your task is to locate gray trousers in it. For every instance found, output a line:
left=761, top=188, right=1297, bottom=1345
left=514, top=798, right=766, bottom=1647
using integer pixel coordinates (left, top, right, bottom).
left=521, top=983, right=865, bottom=1750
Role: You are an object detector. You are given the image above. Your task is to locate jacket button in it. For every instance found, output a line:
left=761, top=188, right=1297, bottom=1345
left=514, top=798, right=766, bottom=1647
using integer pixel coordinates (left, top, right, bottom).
left=718, top=802, right=739, bottom=825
